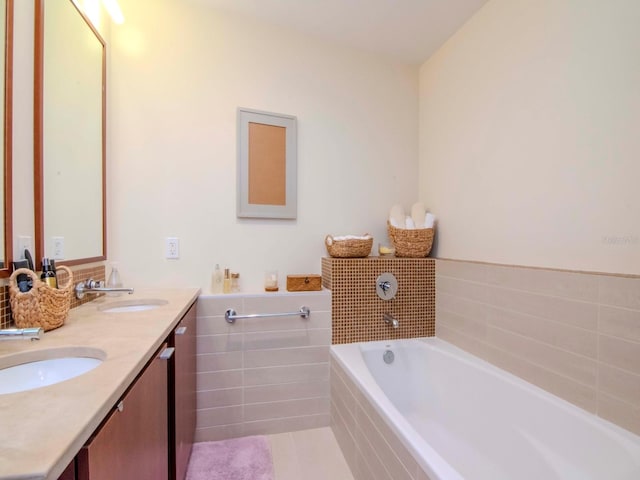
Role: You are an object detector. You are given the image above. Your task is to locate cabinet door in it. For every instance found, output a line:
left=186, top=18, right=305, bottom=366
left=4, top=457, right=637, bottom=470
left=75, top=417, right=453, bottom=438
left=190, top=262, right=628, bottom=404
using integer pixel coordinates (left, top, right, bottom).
left=173, top=303, right=197, bottom=480
left=77, top=345, right=170, bottom=480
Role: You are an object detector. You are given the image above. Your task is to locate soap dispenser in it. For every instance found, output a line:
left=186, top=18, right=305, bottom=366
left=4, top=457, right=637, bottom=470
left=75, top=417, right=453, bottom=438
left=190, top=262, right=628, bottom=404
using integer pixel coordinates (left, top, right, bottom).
left=212, top=264, right=223, bottom=294
left=106, top=263, right=123, bottom=296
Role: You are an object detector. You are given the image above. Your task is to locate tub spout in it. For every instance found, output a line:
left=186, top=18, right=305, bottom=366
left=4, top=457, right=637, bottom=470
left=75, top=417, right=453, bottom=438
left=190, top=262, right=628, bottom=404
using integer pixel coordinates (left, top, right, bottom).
left=383, top=313, right=399, bottom=329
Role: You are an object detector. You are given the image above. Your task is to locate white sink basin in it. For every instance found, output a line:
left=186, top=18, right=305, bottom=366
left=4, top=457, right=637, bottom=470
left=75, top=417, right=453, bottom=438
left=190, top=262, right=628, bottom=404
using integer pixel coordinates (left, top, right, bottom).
left=98, top=299, right=168, bottom=313
left=0, top=347, right=105, bottom=395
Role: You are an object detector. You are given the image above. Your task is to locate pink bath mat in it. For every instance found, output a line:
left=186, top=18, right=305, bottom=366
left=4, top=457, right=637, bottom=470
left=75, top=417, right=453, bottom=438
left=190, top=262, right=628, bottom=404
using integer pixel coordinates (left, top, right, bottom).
left=186, top=435, right=274, bottom=480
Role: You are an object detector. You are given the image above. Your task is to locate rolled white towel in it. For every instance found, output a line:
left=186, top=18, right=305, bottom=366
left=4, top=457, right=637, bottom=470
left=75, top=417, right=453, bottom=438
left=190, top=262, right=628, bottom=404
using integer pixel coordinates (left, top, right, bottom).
left=389, top=205, right=405, bottom=228
left=424, top=213, right=436, bottom=229
left=405, top=216, right=416, bottom=229
left=333, top=234, right=372, bottom=241
left=411, top=202, right=426, bottom=228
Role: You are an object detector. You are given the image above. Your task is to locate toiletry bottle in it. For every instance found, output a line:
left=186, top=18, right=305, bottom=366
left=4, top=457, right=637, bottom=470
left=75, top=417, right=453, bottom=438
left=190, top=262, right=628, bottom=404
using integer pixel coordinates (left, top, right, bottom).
left=41, top=258, right=57, bottom=288
left=223, top=268, right=231, bottom=294
left=212, top=264, right=223, bottom=294
left=106, top=262, right=123, bottom=296
left=231, top=273, right=240, bottom=293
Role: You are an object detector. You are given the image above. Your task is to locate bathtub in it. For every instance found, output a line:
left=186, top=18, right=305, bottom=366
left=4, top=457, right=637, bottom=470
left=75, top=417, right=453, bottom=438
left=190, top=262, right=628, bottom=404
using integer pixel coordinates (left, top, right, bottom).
left=331, top=337, right=640, bottom=480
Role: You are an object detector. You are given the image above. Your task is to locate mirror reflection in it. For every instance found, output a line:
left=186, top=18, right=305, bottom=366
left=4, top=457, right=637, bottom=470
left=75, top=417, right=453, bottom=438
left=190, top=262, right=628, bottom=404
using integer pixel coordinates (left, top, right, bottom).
left=1, top=0, right=13, bottom=275
left=35, top=0, right=105, bottom=266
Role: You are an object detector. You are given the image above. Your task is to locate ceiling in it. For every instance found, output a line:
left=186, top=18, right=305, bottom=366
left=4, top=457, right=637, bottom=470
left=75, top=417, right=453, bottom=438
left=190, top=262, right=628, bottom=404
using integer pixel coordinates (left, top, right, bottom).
left=192, top=0, right=489, bottom=65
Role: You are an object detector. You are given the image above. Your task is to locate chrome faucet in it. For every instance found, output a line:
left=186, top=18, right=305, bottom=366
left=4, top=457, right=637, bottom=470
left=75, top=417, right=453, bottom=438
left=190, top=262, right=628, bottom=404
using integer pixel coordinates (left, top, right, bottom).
left=75, top=279, right=134, bottom=299
left=383, top=313, right=399, bottom=329
left=0, top=327, right=43, bottom=341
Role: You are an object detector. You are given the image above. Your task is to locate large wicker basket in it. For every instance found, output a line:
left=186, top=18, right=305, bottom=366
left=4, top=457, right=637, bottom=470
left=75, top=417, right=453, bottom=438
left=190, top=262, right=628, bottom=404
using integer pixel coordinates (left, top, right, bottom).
left=9, top=266, right=74, bottom=331
left=387, top=222, right=434, bottom=257
left=325, top=234, right=373, bottom=258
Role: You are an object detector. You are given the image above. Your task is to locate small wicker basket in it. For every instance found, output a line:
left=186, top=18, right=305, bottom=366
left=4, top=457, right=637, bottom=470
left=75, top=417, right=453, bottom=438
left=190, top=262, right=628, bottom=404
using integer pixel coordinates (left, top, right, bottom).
left=387, top=222, right=434, bottom=258
left=325, top=235, right=373, bottom=258
left=9, top=266, right=74, bottom=331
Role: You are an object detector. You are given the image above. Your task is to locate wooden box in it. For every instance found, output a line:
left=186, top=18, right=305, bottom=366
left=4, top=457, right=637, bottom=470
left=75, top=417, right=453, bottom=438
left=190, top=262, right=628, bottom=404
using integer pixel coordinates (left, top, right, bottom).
left=286, top=274, right=322, bottom=292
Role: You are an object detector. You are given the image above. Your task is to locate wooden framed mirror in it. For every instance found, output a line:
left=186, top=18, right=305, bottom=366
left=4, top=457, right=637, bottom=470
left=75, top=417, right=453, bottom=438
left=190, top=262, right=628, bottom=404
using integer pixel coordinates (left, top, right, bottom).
left=0, top=0, right=14, bottom=278
left=34, top=0, right=106, bottom=268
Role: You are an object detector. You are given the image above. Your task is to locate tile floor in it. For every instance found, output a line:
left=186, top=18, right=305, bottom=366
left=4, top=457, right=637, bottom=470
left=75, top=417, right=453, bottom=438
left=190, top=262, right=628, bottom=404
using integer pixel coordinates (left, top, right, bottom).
left=269, top=427, right=354, bottom=480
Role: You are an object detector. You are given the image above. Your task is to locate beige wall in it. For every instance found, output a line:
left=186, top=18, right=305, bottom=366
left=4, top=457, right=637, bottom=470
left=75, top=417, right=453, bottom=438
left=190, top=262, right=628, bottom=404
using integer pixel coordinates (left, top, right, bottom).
left=419, top=0, right=640, bottom=275
left=107, top=0, right=419, bottom=292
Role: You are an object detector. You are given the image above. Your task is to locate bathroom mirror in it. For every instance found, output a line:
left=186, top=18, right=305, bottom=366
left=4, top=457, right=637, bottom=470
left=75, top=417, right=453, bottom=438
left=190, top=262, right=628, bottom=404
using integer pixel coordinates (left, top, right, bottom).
left=0, top=0, right=14, bottom=277
left=34, top=0, right=105, bottom=267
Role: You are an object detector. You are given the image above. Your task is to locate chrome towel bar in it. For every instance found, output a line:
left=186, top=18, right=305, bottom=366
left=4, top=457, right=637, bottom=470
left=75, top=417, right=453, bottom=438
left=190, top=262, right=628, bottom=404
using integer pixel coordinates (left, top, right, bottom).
left=225, top=306, right=310, bottom=324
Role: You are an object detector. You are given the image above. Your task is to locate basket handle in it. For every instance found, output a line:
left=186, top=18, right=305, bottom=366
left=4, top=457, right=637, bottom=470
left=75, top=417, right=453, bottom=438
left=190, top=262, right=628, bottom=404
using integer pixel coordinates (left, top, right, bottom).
left=54, top=265, right=75, bottom=292
left=9, top=268, right=41, bottom=298
left=325, top=235, right=334, bottom=247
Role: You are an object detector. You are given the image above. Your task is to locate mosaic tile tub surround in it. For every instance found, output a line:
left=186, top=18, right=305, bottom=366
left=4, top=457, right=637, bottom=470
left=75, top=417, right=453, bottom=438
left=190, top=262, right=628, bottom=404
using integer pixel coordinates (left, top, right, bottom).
left=0, top=264, right=106, bottom=329
left=321, top=257, right=435, bottom=344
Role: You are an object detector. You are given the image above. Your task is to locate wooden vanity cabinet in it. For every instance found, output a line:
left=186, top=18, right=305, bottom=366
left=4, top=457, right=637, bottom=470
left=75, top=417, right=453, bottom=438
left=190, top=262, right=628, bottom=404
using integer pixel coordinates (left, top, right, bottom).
left=76, top=344, right=171, bottom=480
left=169, top=303, right=197, bottom=480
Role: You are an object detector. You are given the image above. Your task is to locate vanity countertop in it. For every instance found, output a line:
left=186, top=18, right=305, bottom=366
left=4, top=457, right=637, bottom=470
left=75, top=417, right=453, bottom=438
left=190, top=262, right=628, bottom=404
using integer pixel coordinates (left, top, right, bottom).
left=0, top=287, right=200, bottom=480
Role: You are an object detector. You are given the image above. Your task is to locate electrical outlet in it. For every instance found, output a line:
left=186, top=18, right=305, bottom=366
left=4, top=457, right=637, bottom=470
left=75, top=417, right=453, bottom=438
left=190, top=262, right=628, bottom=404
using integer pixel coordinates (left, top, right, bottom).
left=165, top=237, right=180, bottom=259
left=18, top=236, right=33, bottom=258
left=52, top=237, right=65, bottom=260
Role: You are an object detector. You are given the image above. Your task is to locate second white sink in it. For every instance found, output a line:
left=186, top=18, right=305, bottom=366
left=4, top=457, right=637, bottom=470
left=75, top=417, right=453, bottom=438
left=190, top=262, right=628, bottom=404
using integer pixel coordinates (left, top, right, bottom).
left=98, top=299, right=168, bottom=313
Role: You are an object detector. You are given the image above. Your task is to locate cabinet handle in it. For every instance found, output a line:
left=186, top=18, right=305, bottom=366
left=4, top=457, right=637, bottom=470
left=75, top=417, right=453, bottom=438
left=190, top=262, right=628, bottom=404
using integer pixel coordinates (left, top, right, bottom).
left=117, top=401, right=124, bottom=412
left=175, top=326, right=187, bottom=335
left=159, top=347, right=175, bottom=360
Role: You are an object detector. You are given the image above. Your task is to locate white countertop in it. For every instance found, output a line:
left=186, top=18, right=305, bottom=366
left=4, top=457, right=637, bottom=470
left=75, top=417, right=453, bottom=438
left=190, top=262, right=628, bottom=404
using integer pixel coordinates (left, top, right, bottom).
left=0, top=287, right=200, bottom=480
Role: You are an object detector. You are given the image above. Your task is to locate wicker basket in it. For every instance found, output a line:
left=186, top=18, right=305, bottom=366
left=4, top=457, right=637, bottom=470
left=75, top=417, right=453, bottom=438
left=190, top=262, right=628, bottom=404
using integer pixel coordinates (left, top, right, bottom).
left=387, top=222, right=434, bottom=257
left=325, top=234, right=373, bottom=258
left=9, top=266, right=74, bottom=331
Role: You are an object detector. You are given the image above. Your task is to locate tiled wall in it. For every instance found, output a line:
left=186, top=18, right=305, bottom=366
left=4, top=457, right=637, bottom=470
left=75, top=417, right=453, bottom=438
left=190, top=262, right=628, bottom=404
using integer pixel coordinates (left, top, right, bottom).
left=321, top=257, right=435, bottom=344
left=0, top=264, right=105, bottom=329
left=331, top=356, right=432, bottom=480
left=195, top=291, right=332, bottom=441
left=436, top=258, right=640, bottom=436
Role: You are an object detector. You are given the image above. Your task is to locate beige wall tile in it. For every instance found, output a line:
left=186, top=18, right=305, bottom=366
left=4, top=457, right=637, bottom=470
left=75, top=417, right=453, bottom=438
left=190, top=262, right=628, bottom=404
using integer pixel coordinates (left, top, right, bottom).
left=598, top=363, right=640, bottom=406
left=197, top=387, right=243, bottom=409
left=243, top=413, right=330, bottom=436
left=244, top=346, right=329, bottom=368
left=244, top=397, right=329, bottom=422
left=196, top=405, right=243, bottom=427
left=436, top=309, right=488, bottom=341
left=436, top=276, right=489, bottom=303
left=196, top=315, right=237, bottom=335
left=599, top=305, right=640, bottom=342
left=484, top=265, right=598, bottom=302
left=331, top=401, right=357, bottom=468
left=196, top=351, right=243, bottom=372
left=486, top=327, right=597, bottom=386
left=242, top=291, right=331, bottom=316
left=597, top=392, right=640, bottom=437
left=354, top=425, right=393, bottom=480
left=599, top=334, right=640, bottom=375
left=355, top=403, right=413, bottom=480
left=436, top=259, right=488, bottom=282
left=194, top=423, right=244, bottom=442
left=241, top=311, right=331, bottom=332
left=245, top=380, right=329, bottom=404
left=196, top=333, right=243, bottom=354
left=436, top=292, right=489, bottom=322
left=243, top=328, right=330, bottom=350
left=485, top=305, right=597, bottom=358
left=196, top=370, right=243, bottom=390
left=487, top=285, right=598, bottom=330
left=598, top=275, right=640, bottom=310
left=197, top=295, right=243, bottom=317
left=244, top=363, right=329, bottom=386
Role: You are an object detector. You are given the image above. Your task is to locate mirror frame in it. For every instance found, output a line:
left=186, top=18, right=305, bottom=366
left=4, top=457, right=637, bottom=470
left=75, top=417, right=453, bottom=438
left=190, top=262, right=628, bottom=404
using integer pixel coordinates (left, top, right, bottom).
left=33, top=0, right=106, bottom=268
left=0, top=0, right=14, bottom=278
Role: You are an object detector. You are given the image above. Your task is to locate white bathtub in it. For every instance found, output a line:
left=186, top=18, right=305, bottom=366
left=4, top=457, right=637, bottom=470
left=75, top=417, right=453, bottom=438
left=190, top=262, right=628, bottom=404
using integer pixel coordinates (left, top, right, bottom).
left=331, top=337, right=640, bottom=480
